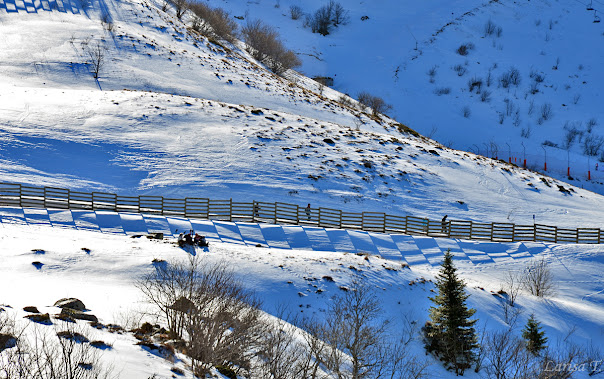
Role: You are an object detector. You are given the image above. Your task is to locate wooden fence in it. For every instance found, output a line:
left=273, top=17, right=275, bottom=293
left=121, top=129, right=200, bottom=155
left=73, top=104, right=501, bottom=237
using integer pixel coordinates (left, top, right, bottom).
left=0, top=182, right=601, bottom=244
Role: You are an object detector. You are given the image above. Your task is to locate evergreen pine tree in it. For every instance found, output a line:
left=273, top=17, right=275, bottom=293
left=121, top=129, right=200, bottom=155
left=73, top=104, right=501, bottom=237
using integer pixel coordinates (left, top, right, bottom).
left=522, top=314, right=547, bottom=355
left=425, top=249, right=478, bottom=375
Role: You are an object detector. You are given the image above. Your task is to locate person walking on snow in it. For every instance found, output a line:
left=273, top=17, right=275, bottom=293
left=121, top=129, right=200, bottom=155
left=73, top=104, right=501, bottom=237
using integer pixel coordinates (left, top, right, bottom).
left=441, top=215, right=448, bottom=233
left=305, top=203, right=311, bottom=221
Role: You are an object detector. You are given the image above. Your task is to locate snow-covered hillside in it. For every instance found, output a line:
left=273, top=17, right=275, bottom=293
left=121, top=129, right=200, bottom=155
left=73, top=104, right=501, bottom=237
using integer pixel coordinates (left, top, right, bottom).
left=214, top=0, right=604, bottom=188
left=1, top=209, right=603, bottom=378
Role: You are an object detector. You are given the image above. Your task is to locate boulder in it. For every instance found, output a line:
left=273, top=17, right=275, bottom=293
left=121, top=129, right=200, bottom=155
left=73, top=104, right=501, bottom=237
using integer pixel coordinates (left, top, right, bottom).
left=54, top=298, right=86, bottom=311
left=23, top=306, right=39, bottom=313
left=60, top=308, right=98, bottom=323
left=0, top=334, right=17, bottom=352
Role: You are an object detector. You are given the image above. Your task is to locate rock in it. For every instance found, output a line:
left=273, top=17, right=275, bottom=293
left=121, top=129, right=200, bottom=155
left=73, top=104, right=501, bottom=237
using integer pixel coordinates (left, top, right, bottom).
left=146, top=232, right=163, bottom=240
left=25, top=313, right=52, bottom=325
left=60, top=308, right=98, bottom=323
left=23, top=306, right=39, bottom=313
left=0, top=334, right=17, bottom=352
left=54, top=298, right=86, bottom=311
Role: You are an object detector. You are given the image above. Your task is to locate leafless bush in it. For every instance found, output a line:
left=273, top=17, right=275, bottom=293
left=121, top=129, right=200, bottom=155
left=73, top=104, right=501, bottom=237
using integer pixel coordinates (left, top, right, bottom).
left=521, top=125, right=532, bottom=138
left=484, top=20, right=502, bottom=37
left=0, top=318, right=111, bottom=379
left=434, top=87, right=451, bottom=96
left=303, top=281, right=429, bottom=378
left=540, top=103, right=553, bottom=122
left=289, top=5, right=304, bottom=20
left=189, top=2, right=238, bottom=42
left=467, top=76, right=482, bottom=93
left=331, top=1, right=349, bottom=26
left=457, top=42, right=475, bottom=56
left=480, top=90, right=491, bottom=102
left=462, top=106, right=471, bottom=118
left=499, top=67, right=521, bottom=88
left=171, top=0, right=187, bottom=19
left=253, top=310, right=315, bottom=379
left=241, top=19, right=301, bottom=74
left=84, top=41, right=106, bottom=79
left=357, top=92, right=392, bottom=116
left=562, top=121, right=582, bottom=150
left=586, top=118, right=598, bottom=133
left=521, top=257, right=555, bottom=297
left=453, top=64, right=467, bottom=76
left=337, top=94, right=355, bottom=108
left=137, top=257, right=263, bottom=377
left=427, top=66, right=437, bottom=83
left=583, top=134, right=604, bottom=157
left=100, top=11, right=114, bottom=33
left=483, top=329, right=538, bottom=378
left=307, top=5, right=332, bottom=35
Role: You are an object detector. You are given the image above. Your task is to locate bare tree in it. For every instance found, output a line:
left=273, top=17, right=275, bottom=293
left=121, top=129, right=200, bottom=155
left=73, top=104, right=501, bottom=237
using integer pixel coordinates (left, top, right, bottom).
left=137, top=257, right=263, bottom=377
left=583, top=134, right=604, bottom=157
left=357, top=92, right=392, bottom=116
left=521, top=257, right=555, bottom=297
left=241, top=19, right=301, bottom=74
left=85, top=41, right=106, bottom=80
left=483, top=328, right=538, bottom=379
left=188, top=2, right=238, bottom=42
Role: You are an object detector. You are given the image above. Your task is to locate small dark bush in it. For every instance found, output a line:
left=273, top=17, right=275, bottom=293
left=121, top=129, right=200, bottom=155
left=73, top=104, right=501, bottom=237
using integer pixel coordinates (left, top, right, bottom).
left=434, top=87, right=451, bottom=96
left=456, top=42, right=475, bottom=56
left=357, top=92, right=392, bottom=116
left=289, top=5, right=304, bottom=20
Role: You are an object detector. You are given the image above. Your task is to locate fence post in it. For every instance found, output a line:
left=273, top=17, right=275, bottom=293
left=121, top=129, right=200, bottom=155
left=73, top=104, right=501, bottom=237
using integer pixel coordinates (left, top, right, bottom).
left=490, top=222, right=495, bottom=241
left=273, top=202, right=277, bottom=224
left=599, top=229, right=602, bottom=244
left=554, top=226, right=558, bottom=243
left=114, top=193, right=118, bottom=212
left=382, top=213, right=386, bottom=233
left=18, top=183, right=22, bottom=207
left=296, top=204, right=299, bottom=225
left=137, top=196, right=141, bottom=213
left=229, top=198, right=233, bottom=222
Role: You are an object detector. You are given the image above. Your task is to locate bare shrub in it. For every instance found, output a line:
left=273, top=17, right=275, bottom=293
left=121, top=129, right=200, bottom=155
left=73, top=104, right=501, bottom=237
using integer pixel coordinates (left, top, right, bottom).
left=434, top=87, right=451, bottom=96
left=480, top=90, right=491, bottom=102
left=483, top=329, right=538, bottom=378
left=84, top=41, right=106, bottom=79
left=462, top=106, right=471, bottom=118
left=586, top=118, right=598, bottom=133
left=499, top=67, right=521, bottom=88
left=241, top=19, right=301, bottom=74
left=484, top=20, right=503, bottom=37
left=453, top=64, right=467, bottom=76
left=357, top=92, right=392, bottom=116
left=457, top=42, right=475, bottom=56
left=171, top=0, right=187, bottom=19
left=137, top=257, right=264, bottom=377
left=331, top=1, right=349, bottom=26
left=540, top=103, right=553, bottom=122
left=562, top=121, right=582, bottom=150
left=307, top=5, right=332, bottom=35
left=521, top=257, right=555, bottom=297
left=289, top=5, right=304, bottom=20
left=0, top=317, right=111, bottom=379
left=467, top=76, right=482, bottom=93
left=189, top=2, right=238, bottom=42
left=427, top=66, right=437, bottom=83
left=304, top=281, right=429, bottom=378
left=583, top=134, right=604, bottom=157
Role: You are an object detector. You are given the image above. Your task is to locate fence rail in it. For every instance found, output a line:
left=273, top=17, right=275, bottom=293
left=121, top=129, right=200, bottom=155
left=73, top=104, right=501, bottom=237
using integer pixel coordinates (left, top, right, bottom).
left=0, top=182, right=602, bottom=244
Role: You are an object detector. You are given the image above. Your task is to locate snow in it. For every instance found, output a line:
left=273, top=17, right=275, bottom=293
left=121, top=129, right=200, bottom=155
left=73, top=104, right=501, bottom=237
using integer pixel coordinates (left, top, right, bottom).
left=1, top=209, right=603, bottom=377
left=2, top=0, right=604, bottom=376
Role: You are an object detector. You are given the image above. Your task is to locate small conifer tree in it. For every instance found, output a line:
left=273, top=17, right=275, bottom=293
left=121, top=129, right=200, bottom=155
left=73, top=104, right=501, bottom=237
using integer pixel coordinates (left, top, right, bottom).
left=522, top=314, right=547, bottom=355
left=425, top=250, right=478, bottom=375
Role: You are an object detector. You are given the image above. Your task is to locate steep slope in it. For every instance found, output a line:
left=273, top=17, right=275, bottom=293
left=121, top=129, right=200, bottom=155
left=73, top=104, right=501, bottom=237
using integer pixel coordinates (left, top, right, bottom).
left=213, top=0, right=604, bottom=191
left=1, top=0, right=604, bottom=228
